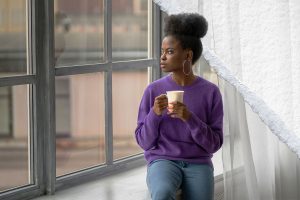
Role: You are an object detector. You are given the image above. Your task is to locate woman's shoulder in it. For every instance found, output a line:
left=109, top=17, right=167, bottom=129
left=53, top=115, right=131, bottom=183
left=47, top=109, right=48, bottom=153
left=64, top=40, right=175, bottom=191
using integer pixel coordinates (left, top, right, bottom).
left=151, top=75, right=169, bottom=85
left=141, top=76, right=169, bottom=102
left=196, top=76, right=219, bottom=90
left=145, top=75, right=169, bottom=91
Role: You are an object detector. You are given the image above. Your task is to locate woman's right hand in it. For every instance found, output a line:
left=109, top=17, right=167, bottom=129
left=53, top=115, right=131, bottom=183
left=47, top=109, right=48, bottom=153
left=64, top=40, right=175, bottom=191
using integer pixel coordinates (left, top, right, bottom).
left=153, top=94, right=168, bottom=116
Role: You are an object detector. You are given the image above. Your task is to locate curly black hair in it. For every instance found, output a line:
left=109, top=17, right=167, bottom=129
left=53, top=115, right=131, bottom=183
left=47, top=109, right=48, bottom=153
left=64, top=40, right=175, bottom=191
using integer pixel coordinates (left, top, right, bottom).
left=164, top=13, right=208, bottom=64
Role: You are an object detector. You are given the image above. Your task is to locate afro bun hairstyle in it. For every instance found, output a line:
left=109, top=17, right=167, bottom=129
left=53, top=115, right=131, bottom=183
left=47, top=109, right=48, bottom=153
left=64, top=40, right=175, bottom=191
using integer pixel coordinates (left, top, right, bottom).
left=164, top=13, right=208, bottom=64
left=164, top=13, right=208, bottom=39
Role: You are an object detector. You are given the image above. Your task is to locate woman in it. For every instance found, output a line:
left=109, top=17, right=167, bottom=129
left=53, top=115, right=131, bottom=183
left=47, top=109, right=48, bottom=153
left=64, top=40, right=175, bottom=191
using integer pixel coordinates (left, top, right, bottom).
left=135, top=13, right=223, bottom=200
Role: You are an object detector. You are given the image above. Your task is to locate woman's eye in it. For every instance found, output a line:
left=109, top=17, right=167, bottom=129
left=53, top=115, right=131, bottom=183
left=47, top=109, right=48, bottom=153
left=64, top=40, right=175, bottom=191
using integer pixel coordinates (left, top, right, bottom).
left=161, top=49, right=174, bottom=55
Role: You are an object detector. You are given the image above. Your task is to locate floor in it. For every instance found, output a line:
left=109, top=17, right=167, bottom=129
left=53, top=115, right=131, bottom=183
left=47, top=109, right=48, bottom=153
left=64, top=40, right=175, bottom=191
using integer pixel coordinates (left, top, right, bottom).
left=1, top=138, right=223, bottom=198
left=32, top=164, right=224, bottom=200
left=33, top=166, right=150, bottom=200
left=30, top=148, right=224, bottom=200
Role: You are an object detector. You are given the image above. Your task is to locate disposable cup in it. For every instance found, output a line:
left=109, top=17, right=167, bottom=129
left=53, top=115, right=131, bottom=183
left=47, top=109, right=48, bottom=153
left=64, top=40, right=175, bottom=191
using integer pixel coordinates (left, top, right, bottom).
left=166, top=90, right=184, bottom=103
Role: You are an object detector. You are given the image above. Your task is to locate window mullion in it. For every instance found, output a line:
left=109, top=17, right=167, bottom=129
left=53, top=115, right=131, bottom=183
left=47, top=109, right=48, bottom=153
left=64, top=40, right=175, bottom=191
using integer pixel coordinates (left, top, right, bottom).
left=33, top=0, right=56, bottom=195
left=104, top=0, right=113, bottom=165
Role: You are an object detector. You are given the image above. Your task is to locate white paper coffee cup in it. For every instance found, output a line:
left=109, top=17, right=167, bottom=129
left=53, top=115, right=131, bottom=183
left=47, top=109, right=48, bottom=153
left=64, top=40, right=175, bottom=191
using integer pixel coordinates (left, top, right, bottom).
left=166, top=90, right=184, bottom=103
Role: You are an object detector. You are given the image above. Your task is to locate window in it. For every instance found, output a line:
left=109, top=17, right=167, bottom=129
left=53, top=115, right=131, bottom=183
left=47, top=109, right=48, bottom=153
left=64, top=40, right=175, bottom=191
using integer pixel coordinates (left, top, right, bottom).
left=112, top=0, right=148, bottom=61
left=0, top=1, right=160, bottom=199
left=0, top=0, right=32, bottom=194
left=0, top=0, right=27, bottom=77
left=0, top=85, right=31, bottom=192
left=54, top=0, right=105, bottom=66
left=56, top=73, right=106, bottom=176
left=112, top=68, right=149, bottom=160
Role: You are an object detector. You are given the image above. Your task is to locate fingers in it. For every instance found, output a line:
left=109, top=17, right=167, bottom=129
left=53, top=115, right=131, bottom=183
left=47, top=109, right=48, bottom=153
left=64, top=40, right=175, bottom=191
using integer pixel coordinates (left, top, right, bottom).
left=167, top=102, right=182, bottom=114
left=156, top=103, right=168, bottom=111
left=157, top=94, right=167, bottom=99
left=155, top=94, right=167, bottom=102
left=155, top=95, right=168, bottom=108
left=167, top=102, right=187, bottom=119
left=153, top=94, right=168, bottom=115
left=153, top=99, right=190, bottom=121
left=153, top=95, right=189, bottom=119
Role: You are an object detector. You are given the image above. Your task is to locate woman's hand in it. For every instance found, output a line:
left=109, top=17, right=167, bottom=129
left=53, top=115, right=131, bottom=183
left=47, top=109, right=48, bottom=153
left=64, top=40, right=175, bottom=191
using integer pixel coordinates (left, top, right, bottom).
left=153, top=94, right=168, bottom=116
left=167, top=101, right=191, bottom=122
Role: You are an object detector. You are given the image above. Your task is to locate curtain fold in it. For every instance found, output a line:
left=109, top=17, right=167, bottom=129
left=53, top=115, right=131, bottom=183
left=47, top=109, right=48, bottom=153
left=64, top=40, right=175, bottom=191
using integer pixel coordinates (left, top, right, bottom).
left=220, top=78, right=259, bottom=200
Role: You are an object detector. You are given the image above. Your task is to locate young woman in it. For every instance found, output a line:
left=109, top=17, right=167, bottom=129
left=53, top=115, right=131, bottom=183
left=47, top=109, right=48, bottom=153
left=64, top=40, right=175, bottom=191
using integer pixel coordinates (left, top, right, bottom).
left=135, top=13, right=223, bottom=200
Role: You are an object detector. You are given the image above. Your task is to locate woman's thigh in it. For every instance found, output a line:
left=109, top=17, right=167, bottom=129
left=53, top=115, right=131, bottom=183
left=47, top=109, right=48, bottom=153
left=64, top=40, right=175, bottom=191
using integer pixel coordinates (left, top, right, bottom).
left=147, top=160, right=182, bottom=200
left=182, top=163, right=214, bottom=200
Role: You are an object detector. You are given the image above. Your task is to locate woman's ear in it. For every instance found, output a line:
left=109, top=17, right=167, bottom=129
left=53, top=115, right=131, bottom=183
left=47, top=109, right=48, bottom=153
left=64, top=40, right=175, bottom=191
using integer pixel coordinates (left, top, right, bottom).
left=186, top=49, right=193, bottom=61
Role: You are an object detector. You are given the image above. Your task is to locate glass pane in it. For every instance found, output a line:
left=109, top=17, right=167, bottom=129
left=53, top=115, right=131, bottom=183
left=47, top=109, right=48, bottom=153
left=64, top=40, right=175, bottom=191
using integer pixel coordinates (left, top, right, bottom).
left=112, top=0, right=148, bottom=61
left=56, top=73, right=105, bottom=177
left=0, top=85, right=30, bottom=192
left=0, top=0, right=27, bottom=77
left=112, top=68, right=149, bottom=160
left=54, top=0, right=104, bottom=67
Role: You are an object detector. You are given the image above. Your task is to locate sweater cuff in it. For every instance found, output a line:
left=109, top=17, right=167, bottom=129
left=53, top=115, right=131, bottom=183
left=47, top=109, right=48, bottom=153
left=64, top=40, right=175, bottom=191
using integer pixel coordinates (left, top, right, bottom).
left=147, top=108, right=163, bottom=126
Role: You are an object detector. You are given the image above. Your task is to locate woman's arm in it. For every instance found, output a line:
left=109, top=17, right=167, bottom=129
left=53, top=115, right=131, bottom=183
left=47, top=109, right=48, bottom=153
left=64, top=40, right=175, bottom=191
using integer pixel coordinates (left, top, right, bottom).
left=186, top=88, right=224, bottom=153
left=135, top=89, right=167, bottom=151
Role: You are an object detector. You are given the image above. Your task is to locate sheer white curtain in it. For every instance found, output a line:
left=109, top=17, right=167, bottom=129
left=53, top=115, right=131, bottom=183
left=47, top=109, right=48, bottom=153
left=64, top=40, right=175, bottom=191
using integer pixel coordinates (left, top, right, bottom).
left=200, top=0, right=300, bottom=136
left=153, top=0, right=300, bottom=199
left=202, top=51, right=300, bottom=199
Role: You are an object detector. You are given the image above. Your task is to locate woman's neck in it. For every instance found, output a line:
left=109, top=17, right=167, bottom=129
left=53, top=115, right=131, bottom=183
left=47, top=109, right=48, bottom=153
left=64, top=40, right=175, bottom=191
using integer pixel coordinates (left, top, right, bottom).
left=171, top=72, right=196, bottom=86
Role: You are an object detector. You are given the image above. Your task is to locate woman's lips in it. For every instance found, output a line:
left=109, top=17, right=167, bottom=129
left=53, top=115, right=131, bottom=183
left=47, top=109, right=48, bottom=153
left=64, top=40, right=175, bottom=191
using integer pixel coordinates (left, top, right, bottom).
left=160, top=63, right=167, bottom=68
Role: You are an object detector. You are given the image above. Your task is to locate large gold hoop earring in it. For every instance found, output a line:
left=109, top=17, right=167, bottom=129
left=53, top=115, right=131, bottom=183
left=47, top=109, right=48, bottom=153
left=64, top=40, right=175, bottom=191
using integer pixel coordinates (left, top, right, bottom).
left=182, top=60, right=192, bottom=76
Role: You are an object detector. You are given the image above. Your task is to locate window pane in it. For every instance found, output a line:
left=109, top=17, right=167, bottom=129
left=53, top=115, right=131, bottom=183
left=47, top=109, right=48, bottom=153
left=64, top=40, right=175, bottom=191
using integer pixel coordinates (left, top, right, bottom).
left=56, top=73, right=105, bottom=177
left=112, top=0, right=148, bottom=61
left=0, top=0, right=27, bottom=77
left=112, top=68, right=149, bottom=160
left=0, top=85, right=30, bottom=192
left=54, top=0, right=104, bottom=67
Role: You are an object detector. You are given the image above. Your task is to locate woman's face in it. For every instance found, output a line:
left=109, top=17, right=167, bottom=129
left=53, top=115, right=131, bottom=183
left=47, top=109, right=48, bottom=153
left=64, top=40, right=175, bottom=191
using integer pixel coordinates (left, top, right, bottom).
left=160, top=36, right=188, bottom=73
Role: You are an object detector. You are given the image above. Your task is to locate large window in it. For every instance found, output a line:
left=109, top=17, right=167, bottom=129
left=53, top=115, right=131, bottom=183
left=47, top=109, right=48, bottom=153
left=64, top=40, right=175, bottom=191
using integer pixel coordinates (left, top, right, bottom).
left=0, top=0, right=160, bottom=199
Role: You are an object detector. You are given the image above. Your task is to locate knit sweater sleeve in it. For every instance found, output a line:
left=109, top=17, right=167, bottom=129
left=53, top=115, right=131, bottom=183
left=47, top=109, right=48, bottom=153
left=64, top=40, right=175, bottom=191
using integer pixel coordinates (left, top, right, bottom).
left=135, top=87, right=163, bottom=151
left=186, top=87, right=223, bottom=153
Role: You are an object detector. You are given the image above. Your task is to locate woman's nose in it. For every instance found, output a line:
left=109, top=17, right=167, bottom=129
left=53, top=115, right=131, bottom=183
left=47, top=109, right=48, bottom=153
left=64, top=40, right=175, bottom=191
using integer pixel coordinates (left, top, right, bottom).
left=161, top=52, right=166, bottom=60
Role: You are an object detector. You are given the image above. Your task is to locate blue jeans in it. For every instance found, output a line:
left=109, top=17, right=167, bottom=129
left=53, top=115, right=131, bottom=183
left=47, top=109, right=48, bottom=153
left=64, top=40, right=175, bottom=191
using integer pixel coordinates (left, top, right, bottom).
left=146, top=159, right=214, bottom=200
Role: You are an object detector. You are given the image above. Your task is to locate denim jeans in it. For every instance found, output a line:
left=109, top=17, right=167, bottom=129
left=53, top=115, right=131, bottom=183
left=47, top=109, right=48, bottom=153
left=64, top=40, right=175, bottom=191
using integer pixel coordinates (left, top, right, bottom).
left=146, top=159, right=214, bottom=200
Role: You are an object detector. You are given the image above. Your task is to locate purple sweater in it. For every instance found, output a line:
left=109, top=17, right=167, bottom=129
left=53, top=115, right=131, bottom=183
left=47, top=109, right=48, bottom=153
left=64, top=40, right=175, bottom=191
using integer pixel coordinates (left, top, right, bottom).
left=135, top=75, right=223, bottom=167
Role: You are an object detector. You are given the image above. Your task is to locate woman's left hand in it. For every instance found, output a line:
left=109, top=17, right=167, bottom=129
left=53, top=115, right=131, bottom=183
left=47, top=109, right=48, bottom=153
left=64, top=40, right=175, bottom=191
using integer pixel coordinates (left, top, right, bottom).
left=167, top=101, right=191, bottom=122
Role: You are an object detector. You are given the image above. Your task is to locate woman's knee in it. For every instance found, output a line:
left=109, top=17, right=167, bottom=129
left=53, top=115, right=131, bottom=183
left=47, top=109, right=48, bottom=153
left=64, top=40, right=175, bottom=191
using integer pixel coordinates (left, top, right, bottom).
left=151, top=183, right=177, bottom=200
left=147, top=160, right=182, bottom=200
